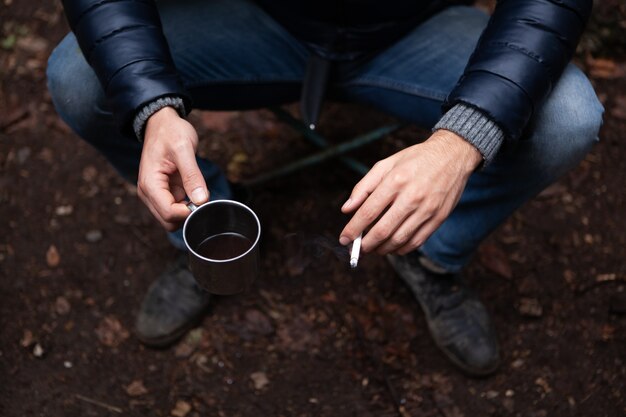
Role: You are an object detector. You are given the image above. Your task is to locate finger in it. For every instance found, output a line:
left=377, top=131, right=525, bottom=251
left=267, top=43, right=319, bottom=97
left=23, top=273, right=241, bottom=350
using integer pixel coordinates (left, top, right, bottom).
left=171, top=184, right=186, bottom=203
left=340, top=184, right=395, bottom=246
left=169, top=174, right=187, bottom=202
left=172, top=141, right=209, bottom=205
left=341, top=160, right=389, bottom=213
left=363, top=198, right=421, bottom=253
left=143, top=172, right=191, bottom=225
left=375, top=209, right=432, bottom=255
left=396, top=215, right=445, bottom=256
left=150, top=187, right=190, bottom=224
left=138, top=186, right=181, bottom=231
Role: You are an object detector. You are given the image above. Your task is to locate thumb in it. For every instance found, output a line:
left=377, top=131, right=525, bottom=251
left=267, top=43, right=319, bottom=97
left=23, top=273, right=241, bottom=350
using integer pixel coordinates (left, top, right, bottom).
left=173, top=140, right=209, bottom=205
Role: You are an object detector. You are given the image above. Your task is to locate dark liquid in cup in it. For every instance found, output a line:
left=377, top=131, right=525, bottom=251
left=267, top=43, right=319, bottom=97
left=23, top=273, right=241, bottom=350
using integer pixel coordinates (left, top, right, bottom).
left=195, top=233, right=252, bottom=260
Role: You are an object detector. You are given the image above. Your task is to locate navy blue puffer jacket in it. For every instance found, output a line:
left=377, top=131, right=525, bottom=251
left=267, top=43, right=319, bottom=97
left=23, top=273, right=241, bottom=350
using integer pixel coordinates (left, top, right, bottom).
left=61, top=0, right=592, bottom=140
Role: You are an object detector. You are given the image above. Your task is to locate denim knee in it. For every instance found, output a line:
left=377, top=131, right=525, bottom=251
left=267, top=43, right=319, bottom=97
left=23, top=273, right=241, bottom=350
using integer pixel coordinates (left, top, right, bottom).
left=525, top=64, right=604, bottom=178
left=47, top=34, right=108, bottom=138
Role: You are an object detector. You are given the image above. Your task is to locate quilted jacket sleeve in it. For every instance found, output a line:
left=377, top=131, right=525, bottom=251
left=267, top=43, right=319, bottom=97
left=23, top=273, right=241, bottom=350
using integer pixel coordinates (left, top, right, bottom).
left=62, top=0, right=191, bottom=136
left=444, top=0, right=593, bottom=140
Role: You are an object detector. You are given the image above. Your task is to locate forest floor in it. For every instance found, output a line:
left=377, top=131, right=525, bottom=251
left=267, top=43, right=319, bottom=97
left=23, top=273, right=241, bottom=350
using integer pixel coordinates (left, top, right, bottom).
left=1, top=1, right=625, bottom=416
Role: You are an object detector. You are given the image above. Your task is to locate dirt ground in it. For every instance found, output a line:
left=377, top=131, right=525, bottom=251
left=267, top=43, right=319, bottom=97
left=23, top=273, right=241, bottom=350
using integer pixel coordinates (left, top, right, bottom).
left=1, top=2, right=625, bottom=417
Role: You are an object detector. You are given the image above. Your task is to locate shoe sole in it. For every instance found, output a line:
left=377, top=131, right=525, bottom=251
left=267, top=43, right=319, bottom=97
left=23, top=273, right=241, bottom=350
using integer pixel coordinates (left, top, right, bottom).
left=386, top=254, right=501, bottom=377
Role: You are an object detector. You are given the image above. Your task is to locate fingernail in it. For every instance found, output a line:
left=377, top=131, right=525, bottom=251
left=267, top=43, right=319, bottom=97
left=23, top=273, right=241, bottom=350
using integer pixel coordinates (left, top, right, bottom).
left=191, top=187, right=208, bottom=203
left=339, top=236, right=350, bottom=246
left=342, top=198, right=352, bottom=210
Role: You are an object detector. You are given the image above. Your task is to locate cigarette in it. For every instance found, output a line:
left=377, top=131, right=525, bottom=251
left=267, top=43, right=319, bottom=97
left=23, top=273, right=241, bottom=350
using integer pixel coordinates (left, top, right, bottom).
left=350, top=233, right=362, bottom=268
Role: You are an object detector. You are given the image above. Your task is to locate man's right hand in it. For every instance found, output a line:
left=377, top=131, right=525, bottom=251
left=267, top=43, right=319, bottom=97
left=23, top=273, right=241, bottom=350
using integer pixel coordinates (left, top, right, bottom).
left=137, top=106, right=209, bottom=231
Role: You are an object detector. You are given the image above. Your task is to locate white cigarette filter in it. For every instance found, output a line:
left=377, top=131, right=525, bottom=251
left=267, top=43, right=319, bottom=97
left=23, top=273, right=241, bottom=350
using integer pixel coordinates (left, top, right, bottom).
left=350, top=233, right=362, bottom=268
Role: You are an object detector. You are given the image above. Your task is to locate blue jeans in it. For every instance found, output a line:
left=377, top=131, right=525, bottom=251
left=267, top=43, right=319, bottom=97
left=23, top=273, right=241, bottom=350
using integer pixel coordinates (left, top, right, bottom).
left=47, top=0, right=603, bottom=272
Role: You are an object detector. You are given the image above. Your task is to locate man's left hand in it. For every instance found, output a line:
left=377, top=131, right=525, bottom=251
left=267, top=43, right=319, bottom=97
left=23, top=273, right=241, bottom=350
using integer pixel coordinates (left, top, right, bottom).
left=339, top=130, right=482, bottom=255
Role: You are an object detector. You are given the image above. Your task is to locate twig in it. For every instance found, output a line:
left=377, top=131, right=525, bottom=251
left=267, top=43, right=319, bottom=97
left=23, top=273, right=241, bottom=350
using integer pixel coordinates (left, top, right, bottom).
left=130, top=226, right=154, bottom=249
left=74, top=394, right=123, bottom=413
left=574, top=276, right=626, bottom=295
left=0, top=109, right=30, bottom=131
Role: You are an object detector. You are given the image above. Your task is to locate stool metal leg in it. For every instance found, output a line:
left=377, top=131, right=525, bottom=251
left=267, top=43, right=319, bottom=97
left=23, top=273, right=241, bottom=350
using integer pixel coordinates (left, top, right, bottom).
left=243, top=110, right=403, bottom=187
left=270, top=107, right=371, bottom=175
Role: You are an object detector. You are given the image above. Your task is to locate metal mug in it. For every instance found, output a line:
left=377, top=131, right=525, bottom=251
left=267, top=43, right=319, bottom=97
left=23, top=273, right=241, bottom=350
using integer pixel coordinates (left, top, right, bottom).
left=183, top=199, right=261, bottom=295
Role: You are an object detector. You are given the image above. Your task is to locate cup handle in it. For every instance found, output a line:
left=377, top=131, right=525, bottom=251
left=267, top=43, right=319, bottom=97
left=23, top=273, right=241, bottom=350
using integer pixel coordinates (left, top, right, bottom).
left=187, top=202, right=199, bottom=212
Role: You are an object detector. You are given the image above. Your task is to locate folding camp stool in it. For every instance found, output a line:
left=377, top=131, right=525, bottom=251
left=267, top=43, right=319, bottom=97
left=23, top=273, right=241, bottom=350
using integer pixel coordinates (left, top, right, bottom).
left=242, top=54, right=405, bottom=187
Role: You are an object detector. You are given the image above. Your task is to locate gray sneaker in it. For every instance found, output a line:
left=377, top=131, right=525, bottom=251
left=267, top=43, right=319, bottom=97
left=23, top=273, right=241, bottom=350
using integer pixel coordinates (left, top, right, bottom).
left=387, top=252, right=500, bottom=376
left=135, top=256, right=211, bottom=347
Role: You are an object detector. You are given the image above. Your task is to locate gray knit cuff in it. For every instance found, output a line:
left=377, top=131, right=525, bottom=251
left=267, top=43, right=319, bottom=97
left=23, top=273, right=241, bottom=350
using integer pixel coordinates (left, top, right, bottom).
left=434, top=103, right=505, bottom=166
left=132, top=96, right=187, bottom=141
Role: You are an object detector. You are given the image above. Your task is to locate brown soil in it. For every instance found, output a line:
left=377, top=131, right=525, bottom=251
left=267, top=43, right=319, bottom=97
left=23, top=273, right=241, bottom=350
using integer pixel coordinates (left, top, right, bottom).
left=1, top=2, right=624, bottom=416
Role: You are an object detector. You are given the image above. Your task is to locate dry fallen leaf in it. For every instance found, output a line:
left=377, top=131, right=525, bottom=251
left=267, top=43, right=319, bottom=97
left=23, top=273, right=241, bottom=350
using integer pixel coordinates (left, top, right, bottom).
left=250, top=372, right=269, bottom=390
left=20, top=329, right=34, bottom=347
left=55, top=296, right=71, bottom=315
left=610, top=96, right=626, bottom=121
left=535, top=377, right=552, bottom=393
left=479, top=244, right=512, bottom=279
left=587, top=57, right=624, bottom=79
left=46, top=245, right=60, bottom=267
left=125, top=380, right=148, bottom=397
left=518, top=298, right=543, bottom=318
left=16, top=35, right=49, bottom=54
left=601, top=324, right=615, bottom=342
left=81, top=165, right=98, bottom=182
left=244, top=309, right=274, bottom=336
left=199, top=111, right=236, bottom=133
left=95, top=316, right=129, bottom=347
left=171, top=400, right=192, bottom=417
left=85, top=230, right=103, bottom=243
left=596, top=273, right=617, bottom=282
left=227, top=151, right=249, bottom=181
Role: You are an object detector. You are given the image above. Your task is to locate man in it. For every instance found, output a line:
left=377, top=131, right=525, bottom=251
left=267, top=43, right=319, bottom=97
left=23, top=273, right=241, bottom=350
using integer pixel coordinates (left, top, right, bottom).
left=47, top=0, right=602, bottom=376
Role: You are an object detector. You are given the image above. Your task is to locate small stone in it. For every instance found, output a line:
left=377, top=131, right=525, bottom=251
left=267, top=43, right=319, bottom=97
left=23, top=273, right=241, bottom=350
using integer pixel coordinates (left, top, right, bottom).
left=505, top=389, right=514, bottom=397
left=63, top=361, right=72, bottom=368
left=55, top=296, right=71, bottom=315
left=250, top=372, right=269, bottom=390
left=518, top=298, right=543, bottom=318
left=32, top=343, right=44, bottom=358
left=85, top=230, right=103, bottom=243
left=171, top=400, right=192, bottom=417
left=54, top=205, right=73, bottom=216
left=484, top=390, right=499, bottom=399
left=114, top=215, right=131, bottom=225
left=16, top=147, right=31, bottom=164
left=511, top=358, right=524, bottom=369
left=308, top=398, right=319, bottom=404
